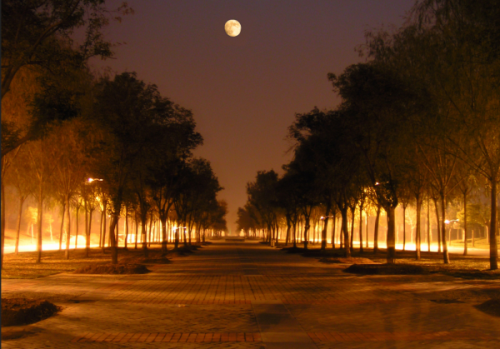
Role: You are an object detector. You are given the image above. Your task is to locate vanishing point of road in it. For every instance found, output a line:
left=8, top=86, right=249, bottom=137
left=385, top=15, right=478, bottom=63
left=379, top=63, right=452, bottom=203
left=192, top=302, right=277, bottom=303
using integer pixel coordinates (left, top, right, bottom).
left=2, top=240, right=500, bottom=348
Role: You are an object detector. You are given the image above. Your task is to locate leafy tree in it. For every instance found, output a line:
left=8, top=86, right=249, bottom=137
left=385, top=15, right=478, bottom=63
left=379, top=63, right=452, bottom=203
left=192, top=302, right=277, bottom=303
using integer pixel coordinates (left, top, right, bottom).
left=329, top=63, right=426, bottom=263
left=246, top=171, right=280, bottom=245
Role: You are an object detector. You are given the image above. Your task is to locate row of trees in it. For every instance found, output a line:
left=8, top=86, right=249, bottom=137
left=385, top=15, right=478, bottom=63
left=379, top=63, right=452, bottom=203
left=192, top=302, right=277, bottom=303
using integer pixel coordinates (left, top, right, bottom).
left=1, top=1, right=227, bottom=268
left=238, top=0, right=499, bottom=270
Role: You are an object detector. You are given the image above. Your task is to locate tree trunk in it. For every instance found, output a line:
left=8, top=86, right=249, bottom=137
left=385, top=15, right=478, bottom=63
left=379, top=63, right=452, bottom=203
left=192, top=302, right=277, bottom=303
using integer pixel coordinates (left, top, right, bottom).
left=331, top=213, right=336, bottom=249
left=303, top=216, right=310, bottom=250
left=440, top=192, right=450, bottom=264
left=59, top=201, right=65, bottom=250
left=15, top=196, right=26, bottom=255
left=489, top=180, right=498, bottom=270
left=161, top=218, right=168, bottom=255
left=403, top=206, right=406, bottom=251
left=148, top=213, right=153, bottom=248
left=141, top=216, right=148, bottom=257
left=36, top=180, right=43, bottom=263
left=65, top=196, right=71, bottom=259
left=359, top=203, right=364, bottom=253
left=463, top=192, right=468, bottom=256
left=0, top=174, right=6, bottom=269
left=427, top=199, right=431, bottom=252
left=341, top=208, right=350, bottom=257
left=293, top=221, right=297, bottom=249
left=109, top=214, right=119, bottom=264
left=374, top=204, right=381, bottom=254
left=87, top=209, right=93, bottom=258
left=135, top=212, right=139, bottom=249
left=75, top=205, right=79, bottom=250
left=350, top=206, right=355, bottom=253
left=365, top=214, right=369, bottom=249
left=415, top=196, right=421, bottom=261
left=101, top=201, right=107, bottom=253
left=124, top=207, right=129, bottom=250
left=321, top=203, right=331, bottom=251
left=386, top=206, right=396, bottom=264
left=433, top=197, right=441, bottom=253
left=84, top=198, right=88, bottom=257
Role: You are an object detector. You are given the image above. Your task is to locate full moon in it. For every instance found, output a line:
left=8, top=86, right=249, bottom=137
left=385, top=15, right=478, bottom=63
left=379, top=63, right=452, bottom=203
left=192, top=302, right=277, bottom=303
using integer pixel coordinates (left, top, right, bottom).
left=225, top=19, right=241, bottom=37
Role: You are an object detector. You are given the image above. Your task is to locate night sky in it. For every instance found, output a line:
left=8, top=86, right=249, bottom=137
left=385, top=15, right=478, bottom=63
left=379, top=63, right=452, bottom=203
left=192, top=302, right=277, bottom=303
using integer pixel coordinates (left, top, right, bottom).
left=91, top=0, right=415, bottom=233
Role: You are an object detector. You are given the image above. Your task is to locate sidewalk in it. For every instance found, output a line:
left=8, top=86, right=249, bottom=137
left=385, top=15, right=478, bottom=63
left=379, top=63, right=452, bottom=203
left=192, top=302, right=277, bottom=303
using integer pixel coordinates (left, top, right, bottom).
left=2, top=241, right=499, bottom=348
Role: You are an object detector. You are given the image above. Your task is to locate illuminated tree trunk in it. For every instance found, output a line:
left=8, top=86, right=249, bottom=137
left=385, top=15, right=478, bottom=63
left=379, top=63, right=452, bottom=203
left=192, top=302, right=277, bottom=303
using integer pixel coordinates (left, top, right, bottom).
left=433, top=197, right=441, bottom=253
left=160, top=217, right=167, bottom=254
left=359, top=202, right=364, bottom=253
left=489, top=181, right=498, bottom=270
left=350, top=206, right=355, bottom=254
left=365, top=213, right=369, bottom=249
left=124, top=207, right=129, bottom=250
left=440, top=192, right=450, bottom=264
left=65, top=196, right=71, bottom=259
left=84, top=198, right=88, bottom=257
left=59, top=201, right=65, bottom=251
left=36, top=178, right=44, bottom=263
left=148, top=212, right=153, bottom=248
left=331, top=213, right=336, bottom=249
left=321, top=202, right=331, bottom=251
left=15, top=195, right=26, bottom=255
left=341, top=208, right=350, bottom=258
left=386, top=207, right=396, bottom=264
left=141, top=216, right=148, bottom=257
left=101, top=200, right=107, bottom=253
left=463, top=192, right=468, bottom=256
left=415, top=196, right=422, bottom=260
left=109, top=214, right=119, bottom=264
left=86, top=209, right=93, bottom=258
left=427, top=199, right=431, bottom=252
left=75, top=205, right=80, bottom=250
left=303, top=213, right=311, bottom=250
left=285, top=214, right=291, bottom=246
left=292, top=221, right=297, bottom=249
left=403, top=205, right=406, bottom=251
left=374, top=204, right=381, bottom=254
left=135, top=210, right=139, bottom=249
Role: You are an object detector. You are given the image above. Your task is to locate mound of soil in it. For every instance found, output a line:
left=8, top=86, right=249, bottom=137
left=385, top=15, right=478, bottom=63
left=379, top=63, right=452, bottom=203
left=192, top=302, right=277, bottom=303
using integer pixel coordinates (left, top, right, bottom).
left=475, top=299, right=500, bottom=317
left=282, top=246, right=306, bottom=253
left=74, top=263, right=149, bottom=274
left=320, top=257, right=376, bottom=264
left=344, top=263, right=430, bottom=275
left=140, top=258, right=171, bottom=264
left=443, top=269, right=500, bottom=280
left=1, top=298, right=60, bottom=327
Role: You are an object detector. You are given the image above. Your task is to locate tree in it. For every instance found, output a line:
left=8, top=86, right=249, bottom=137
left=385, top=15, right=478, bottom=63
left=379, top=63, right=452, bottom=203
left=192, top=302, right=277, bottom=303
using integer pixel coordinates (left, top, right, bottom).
left=246, top=171, right=280, bottom=245
left=1, top=0, right=131, bottom=99
left=329, top=63, right=427, bottom=263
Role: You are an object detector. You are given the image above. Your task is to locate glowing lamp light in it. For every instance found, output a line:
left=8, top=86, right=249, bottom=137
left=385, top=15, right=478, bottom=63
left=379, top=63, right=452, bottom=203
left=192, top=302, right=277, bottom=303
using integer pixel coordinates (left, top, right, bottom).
left=88, top=178, right=104, bottom=183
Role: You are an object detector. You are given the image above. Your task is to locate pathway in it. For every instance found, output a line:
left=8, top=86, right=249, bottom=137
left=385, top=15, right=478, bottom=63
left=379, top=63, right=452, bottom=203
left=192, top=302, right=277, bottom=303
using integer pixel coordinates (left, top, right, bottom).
left=2, top=241, right=500, bottom=348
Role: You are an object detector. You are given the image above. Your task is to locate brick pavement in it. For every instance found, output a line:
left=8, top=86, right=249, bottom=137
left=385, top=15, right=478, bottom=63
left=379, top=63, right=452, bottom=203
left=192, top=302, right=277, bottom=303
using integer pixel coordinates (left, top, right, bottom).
left=2, top=241, right=500, bottom=348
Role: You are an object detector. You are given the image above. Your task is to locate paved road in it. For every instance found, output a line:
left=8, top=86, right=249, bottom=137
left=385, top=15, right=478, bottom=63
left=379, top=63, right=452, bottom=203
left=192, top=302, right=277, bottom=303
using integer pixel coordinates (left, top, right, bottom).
left=2, top=241, right=500, bottom=348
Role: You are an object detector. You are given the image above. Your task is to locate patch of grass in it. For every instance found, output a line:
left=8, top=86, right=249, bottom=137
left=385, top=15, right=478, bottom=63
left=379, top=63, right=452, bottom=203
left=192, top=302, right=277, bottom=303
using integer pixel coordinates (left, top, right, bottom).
left=1, top=247, right=182, bottom=279
left=320, top=257, right=376, bottom=264
left=1, top=298, right=60, bottom=327
left=475, top=299, right=500, bottom=317
left=282, top=246, right=306, bottom=254
left=344, top=263, right=430, bottom=275
left=74, top=263, right=149, bottom=274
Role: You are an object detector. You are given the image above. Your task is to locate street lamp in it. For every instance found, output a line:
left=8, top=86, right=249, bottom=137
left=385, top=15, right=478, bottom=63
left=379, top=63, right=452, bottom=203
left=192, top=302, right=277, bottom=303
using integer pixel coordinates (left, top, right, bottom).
left=88, top=178, right=104, bottom=183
